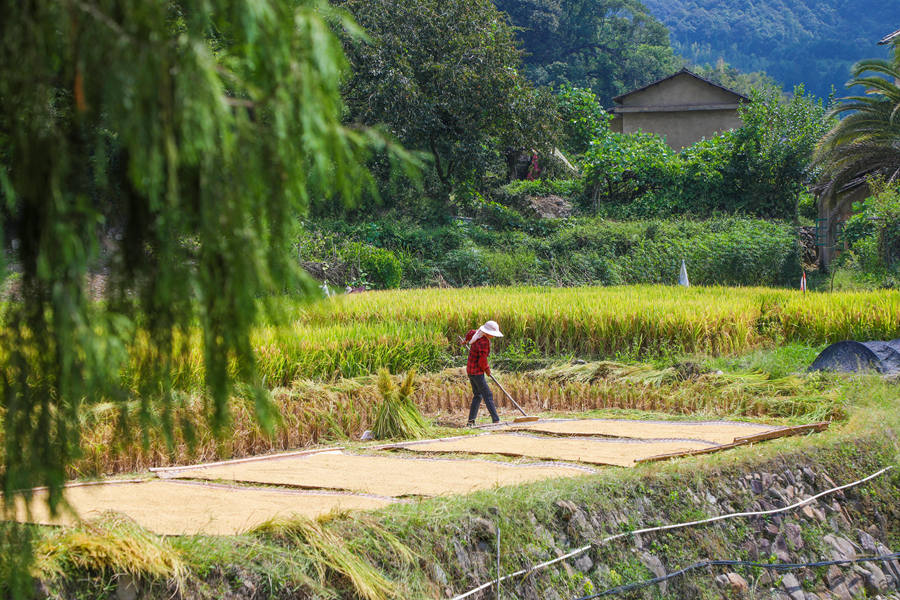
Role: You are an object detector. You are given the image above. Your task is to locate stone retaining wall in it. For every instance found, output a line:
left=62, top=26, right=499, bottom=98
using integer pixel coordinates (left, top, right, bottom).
left=428, top=443, right=900, bottom=600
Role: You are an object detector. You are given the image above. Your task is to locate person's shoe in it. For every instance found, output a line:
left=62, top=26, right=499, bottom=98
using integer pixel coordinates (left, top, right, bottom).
left=466, top=420, right=476, bottom=427
left=492, top=419, right=500, bottom=424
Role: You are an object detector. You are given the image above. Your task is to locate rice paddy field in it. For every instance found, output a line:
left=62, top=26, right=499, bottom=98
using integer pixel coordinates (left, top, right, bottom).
left=160, top=286, right=900, bottom=385
left=52, top=285, right=896, bottom=477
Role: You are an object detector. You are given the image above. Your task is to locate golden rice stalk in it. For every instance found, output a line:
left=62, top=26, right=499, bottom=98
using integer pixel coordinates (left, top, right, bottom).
left=252, top=516, right=397, bottom=600
left=372, top=369, right=428, bottom=440
left=35, top=514, right=186, bottom=586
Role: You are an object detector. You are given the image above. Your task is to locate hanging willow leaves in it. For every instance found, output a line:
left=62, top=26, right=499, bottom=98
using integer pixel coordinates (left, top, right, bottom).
left=0, top=0, right=414, bottom=574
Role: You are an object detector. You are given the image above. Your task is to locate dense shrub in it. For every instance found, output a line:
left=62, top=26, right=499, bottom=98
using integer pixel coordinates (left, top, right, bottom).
left=583, top=131, right=676, bottom=211
left=311, top=218, right=466, bottom=260
left=438, top=246, right=492, bottom=286
left=296, top=229, right=407, bottom=289
left=555, top=85, right=611, bottom=156
left=358, top=246, right=404, bottom=289
left=482, top=249, right=540, bottom=284
left=500, top=179, right=586, bottom=199
left=339, top=242, right=405, bottom=289
left=475, top=199, right=529, bottom=231
left=541, top=218, right=800, bottom=286
left=493, top=178, right=587, bottom=210
left=675, top=133, right=732, bottom=212
left=838, top=180, right=900, bottom=287
left=300, top=217, right=802, bottom=288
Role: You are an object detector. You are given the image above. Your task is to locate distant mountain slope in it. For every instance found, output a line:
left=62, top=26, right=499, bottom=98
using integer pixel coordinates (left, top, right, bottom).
left=641, top=0, right=900, bottom=98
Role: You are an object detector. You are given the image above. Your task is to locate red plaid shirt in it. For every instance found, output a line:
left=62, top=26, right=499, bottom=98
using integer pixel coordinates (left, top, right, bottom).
left=465, top=329, right=491, bottom=376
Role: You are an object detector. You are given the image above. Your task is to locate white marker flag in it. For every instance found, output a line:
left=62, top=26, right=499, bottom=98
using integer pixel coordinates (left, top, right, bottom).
left=679, top=259, right=690, bottom=287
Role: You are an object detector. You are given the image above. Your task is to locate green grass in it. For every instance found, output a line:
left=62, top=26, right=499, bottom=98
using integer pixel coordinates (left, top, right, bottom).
left=702, top=342, right=824, bottom=378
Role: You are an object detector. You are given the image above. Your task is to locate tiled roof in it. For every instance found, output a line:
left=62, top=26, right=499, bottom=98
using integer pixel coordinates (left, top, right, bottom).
left=612, top=68, right=748, bottom=104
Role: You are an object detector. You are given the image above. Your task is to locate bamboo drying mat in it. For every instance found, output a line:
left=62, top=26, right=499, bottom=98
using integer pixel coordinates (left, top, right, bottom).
left=503, top=419, right=779, bottom=445
left=157, top=451, right=592, bottom=497
left=7, top=480, right=394, bottom=536
left=636, top=422, right=830, bottom=463
left=390, top=433, right=716, bottom=467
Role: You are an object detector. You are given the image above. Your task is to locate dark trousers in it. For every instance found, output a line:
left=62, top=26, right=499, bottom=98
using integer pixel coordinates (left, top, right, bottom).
left=468, top=374, right=499, bottom=423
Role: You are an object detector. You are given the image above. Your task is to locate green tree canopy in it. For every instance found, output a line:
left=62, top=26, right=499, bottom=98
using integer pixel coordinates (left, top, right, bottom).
left=725, top=86, right=832, bottom=219
left=0, top=3, right=386, bottom=585
left=555, top=85, right=612, bottom=156
left=583, top=130, right=676, bottom=208
left=336, top=0, right=557, bottom=197
left=693, top=59, right=783, bottom=97
left=494, top=0, right=682, bottom=105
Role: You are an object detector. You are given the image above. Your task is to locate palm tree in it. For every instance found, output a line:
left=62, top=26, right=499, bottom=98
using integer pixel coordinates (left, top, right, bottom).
left=814, top=44, right=900, bottom=199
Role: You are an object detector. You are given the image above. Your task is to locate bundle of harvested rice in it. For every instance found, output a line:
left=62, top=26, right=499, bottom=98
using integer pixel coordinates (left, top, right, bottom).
left=372, top=369, right=428, bottom=440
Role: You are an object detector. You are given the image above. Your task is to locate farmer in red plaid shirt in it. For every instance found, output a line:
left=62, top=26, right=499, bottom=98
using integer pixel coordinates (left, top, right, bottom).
left=463, top=320, right=503, bottom=426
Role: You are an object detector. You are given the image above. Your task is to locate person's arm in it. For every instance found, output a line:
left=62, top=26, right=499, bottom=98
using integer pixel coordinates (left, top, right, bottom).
left=464, top=329, right=475, bottom=344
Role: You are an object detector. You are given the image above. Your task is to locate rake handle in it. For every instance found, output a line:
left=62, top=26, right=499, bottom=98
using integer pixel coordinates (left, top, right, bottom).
left=489, top=374, right=529, bottom=418
left=457, top=334, right=528, bottom=417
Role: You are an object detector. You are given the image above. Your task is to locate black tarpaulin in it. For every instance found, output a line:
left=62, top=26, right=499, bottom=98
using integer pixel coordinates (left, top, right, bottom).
left=808, top=339, right=900, bottom=375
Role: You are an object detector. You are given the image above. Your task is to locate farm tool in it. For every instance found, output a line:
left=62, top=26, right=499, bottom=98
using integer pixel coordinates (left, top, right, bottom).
left=458, top=335, right=539, bottom=424
left=489, top=373, right=539, bottom=423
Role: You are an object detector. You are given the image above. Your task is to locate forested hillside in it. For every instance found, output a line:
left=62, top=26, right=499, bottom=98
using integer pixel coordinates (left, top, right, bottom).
left=493, top=0, right=681, bottom=105
left=640, top=0, right=900, bottom=98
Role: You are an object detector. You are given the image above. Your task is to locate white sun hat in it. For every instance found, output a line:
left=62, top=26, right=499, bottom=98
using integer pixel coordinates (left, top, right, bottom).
left=479, top=320, right=503, bottom=337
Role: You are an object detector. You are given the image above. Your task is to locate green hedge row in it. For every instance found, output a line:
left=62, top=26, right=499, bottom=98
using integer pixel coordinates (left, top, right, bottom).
left=299, top=216, right=801, bottom=289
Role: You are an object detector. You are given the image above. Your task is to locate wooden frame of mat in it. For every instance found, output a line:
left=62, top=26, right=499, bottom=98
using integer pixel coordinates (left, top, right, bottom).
left=636, top=422, right=830, bottom=464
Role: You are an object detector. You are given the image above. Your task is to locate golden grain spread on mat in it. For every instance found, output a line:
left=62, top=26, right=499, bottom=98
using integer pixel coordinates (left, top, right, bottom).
left=161, top=451, right=588, bottom=497
left=399, top=433, right=715, bottom=467
left=505, top=419, right=778, bottom=445
left=11, top=481, right=393, bottom=536
left=9, top=417, right=824, bottom=535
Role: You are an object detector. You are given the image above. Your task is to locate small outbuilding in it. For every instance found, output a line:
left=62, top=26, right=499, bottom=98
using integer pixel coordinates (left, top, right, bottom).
left=610, top=68, right=748, bottom=150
